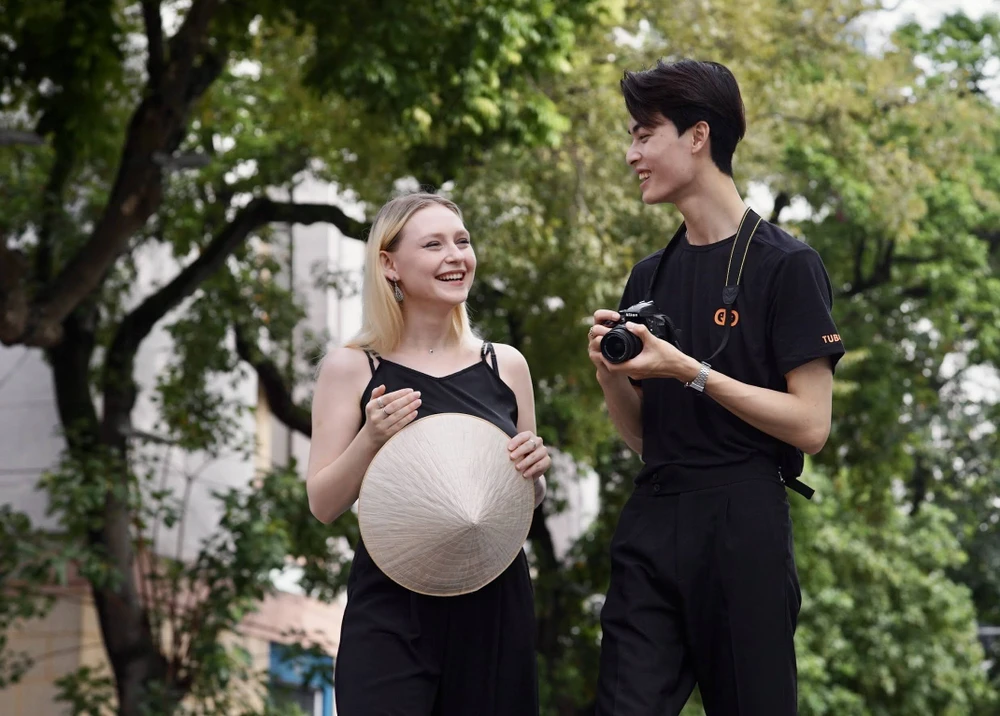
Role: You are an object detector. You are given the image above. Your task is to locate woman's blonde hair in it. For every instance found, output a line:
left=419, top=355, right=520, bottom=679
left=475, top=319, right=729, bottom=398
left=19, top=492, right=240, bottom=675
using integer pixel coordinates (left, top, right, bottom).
left=345, top=192, right=477, bottom=355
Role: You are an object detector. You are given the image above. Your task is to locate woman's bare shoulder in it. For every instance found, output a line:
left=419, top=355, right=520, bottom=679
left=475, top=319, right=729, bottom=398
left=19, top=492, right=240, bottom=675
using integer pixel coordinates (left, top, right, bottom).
left=316, top=346, right=373, bottom=391
left=490, top=342, right=530, bottom=371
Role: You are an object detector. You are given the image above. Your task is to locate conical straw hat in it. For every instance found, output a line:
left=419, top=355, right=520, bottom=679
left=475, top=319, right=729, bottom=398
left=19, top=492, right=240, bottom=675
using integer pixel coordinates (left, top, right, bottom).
left=358, top=412, right=535, bottom=597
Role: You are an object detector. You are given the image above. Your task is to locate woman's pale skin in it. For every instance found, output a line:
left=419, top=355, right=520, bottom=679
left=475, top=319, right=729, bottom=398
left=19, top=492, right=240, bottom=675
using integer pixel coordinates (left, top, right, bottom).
left=306, top=204, right=551, bottom=524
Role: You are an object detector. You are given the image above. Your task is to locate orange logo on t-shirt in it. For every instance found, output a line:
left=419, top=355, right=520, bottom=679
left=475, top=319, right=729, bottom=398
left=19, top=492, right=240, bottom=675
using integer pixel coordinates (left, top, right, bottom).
left=714, top=308, right=740, bottom=327
left=821, top=334, right=841, bottom=344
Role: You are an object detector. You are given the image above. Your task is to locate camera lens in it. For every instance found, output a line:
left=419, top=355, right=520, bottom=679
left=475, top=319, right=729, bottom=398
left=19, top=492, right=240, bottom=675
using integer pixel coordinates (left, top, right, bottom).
left=601, top=326, right=642, bottom=364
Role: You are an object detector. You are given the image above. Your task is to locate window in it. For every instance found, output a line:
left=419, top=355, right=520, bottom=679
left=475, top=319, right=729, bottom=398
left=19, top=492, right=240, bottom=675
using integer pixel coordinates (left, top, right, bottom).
left=268, top=643, right=334, bottom=716
left=270, top=683, right=322, bottom=715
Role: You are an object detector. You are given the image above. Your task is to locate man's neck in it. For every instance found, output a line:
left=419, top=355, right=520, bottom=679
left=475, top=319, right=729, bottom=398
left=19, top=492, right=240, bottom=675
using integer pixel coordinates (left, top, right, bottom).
left=673, top=173, right=748, bottom=246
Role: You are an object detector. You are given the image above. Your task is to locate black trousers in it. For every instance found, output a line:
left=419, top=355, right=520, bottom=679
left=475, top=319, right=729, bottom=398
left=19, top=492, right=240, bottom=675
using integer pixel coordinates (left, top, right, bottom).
left=596, top=470, right=801, bottom=716
left=335, top=539, right=538, bottom=716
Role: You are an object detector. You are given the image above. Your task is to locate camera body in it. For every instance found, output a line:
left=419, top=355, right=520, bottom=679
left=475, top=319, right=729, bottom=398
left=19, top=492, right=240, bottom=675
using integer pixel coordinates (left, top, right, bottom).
left=600, top=300, right=680, bottom=364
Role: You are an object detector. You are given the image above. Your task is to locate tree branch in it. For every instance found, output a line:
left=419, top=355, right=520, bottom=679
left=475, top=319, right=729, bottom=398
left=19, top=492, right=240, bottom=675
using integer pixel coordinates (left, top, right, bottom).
left=234, top=325, right=312, bottom=437
left=900, top=285, right=931, bottom=300
left=894, top=254, right=945, bottom=265
left=975, top=229, right=1000, bottom=258
left=843, top=238, right=897, bottom=297
left=261, top=199, right=368, bottom=238
left=770, top=192, right=790, bottom=223
left=46, top=308, right=100, bottom=435
left=141, top=0, right=165, bottom=90
left=8, top=0, right=227, bottom=349
left=909, top=457, right=931, bottom=515
left=527, top=506, right=556, bottom=566
left=135, top=198, right=363, bottom=340
left=879, top=239, right=896, bottom=276
left=852, top=237, right=866, bottom=291
left=185, top=51, right=226, bottom=107
left=0, top=245, right=30, bottom=345
left=164, top=0, right=221, bottom=105
left=36, top=141, right=77, bottom=283
left=102, top=198, right=361, bottom=432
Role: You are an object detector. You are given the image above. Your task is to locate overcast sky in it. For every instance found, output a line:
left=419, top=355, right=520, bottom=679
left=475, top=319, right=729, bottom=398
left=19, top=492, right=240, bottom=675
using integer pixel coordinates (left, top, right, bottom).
left=869, top=0, right=999, bottom=98
left=870, top=0, right=997, bottom=33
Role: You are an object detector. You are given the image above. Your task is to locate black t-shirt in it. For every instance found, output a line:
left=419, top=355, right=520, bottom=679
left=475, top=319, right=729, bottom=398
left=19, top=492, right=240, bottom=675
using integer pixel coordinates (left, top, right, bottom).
left=618, top=220, right=845, bottom=483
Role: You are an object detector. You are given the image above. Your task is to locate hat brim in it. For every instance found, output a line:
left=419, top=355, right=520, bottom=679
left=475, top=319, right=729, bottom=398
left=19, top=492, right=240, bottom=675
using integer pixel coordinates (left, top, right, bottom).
left=358, top=413, right=535, bottom=597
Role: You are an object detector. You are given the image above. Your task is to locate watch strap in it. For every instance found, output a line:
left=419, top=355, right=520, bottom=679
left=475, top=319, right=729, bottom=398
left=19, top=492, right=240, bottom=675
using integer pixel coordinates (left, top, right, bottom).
left=685, top=361, right=711, bottom=393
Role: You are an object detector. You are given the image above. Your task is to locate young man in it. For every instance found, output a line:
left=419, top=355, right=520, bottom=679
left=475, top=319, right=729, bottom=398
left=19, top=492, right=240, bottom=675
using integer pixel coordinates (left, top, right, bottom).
left=588, top=59, right=845, bottom=715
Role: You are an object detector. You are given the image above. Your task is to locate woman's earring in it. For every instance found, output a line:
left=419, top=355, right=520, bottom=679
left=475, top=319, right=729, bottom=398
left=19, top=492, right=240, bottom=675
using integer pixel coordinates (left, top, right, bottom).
left=391, top=279, right=404, bottom=303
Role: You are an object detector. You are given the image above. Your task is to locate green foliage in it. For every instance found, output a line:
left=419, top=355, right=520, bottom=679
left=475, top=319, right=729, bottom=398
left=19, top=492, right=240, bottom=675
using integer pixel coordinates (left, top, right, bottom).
left=136, top=462, right=352, bottom=711
left=297, top=0, right=601, bottom=182
left=0, top=0, right=126, bottom=153
left=896, top=12, right=1000, bottom=96
left=526, top=448, right=997, bottom=715
left=0, top=506, right=58, bottom=689
left=54, top=666, right=118, bottom=716
left=794, top=473, right=995, bottom=715
left=10, top=457, right=353, bottom=715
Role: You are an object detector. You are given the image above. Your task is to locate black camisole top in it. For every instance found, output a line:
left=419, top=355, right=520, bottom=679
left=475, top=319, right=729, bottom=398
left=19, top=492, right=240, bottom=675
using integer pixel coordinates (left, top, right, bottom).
left=358, top=342, right=519, bottom=437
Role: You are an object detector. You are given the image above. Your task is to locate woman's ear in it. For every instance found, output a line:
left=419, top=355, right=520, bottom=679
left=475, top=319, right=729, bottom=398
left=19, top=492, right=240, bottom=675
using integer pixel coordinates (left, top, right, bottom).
left=378, top=250, right=397, bottom=281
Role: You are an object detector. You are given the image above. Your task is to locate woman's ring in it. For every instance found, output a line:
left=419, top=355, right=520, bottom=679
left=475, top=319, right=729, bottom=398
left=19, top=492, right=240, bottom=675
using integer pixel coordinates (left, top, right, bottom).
left=588, top=327, right=595, bottom=340
left=529, top=439, right=536, bottom=450
left=376, top=396, right=384, bottom=409
left=381, top=406, right=389, bottom=416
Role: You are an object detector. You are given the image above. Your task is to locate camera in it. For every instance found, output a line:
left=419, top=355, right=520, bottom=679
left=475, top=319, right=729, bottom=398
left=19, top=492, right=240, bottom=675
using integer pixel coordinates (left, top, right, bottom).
left=600, top=300, right=680, bottom=364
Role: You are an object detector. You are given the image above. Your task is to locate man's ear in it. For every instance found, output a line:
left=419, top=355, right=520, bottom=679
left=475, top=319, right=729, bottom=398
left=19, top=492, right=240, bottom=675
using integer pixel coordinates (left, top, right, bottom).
left=690, top=120, right=711, bottom=155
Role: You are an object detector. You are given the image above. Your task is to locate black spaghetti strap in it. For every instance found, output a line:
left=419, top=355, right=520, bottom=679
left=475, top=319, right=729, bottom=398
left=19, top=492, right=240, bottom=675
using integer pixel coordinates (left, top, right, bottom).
left=481, top=342, right=499, bottom=372
left=363, top=348, right=380, bottom=375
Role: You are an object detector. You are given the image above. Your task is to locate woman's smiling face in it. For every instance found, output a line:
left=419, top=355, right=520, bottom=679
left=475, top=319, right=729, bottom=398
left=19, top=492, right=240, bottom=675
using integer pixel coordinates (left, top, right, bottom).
left=382, top=204, right=477, bottom=307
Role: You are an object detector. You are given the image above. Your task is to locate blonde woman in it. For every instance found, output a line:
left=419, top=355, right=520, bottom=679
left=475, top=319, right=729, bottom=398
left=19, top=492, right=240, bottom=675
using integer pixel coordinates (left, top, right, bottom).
left=306, top=192, right=549, bottom=715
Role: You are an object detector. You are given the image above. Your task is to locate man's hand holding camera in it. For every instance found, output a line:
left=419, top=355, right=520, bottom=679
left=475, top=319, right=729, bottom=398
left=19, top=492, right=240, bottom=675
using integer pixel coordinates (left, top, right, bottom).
left=588, top=307, right=700, bottom=383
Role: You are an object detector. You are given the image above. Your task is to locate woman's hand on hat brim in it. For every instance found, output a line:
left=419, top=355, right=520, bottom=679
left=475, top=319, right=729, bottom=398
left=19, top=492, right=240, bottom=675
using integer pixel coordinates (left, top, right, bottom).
left=508, top=431, right=551, bottom=480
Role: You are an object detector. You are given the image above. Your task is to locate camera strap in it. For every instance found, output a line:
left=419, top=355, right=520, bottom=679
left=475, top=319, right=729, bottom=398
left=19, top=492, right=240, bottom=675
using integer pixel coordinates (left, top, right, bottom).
left=644, top=207, right=816, bottom=500
left=645, top=206, right=762, bottom=364
left=706, top=207, right=762, bottom=363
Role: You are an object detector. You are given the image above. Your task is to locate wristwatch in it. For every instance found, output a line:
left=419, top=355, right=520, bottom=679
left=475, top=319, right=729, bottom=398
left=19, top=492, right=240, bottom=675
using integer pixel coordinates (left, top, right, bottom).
left=685, top=361, right=711, bottom=393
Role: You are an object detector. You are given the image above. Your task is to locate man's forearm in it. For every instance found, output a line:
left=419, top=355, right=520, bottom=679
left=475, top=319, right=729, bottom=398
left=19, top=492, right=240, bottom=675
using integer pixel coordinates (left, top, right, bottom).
left=682, top=358, right=830, bottom=454
left=598, top=371, right=643, bottom=454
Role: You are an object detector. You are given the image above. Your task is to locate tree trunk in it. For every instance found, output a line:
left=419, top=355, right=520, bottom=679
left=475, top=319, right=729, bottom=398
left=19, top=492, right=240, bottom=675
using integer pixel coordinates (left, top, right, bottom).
left=910, top=458, right=931, bottom=515
left=47, top=309, right=178, bottom=715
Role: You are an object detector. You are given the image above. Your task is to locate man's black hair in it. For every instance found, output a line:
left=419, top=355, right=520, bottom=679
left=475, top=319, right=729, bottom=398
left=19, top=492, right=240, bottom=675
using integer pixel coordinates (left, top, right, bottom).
left=621, top=59, right=747, bottom=176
